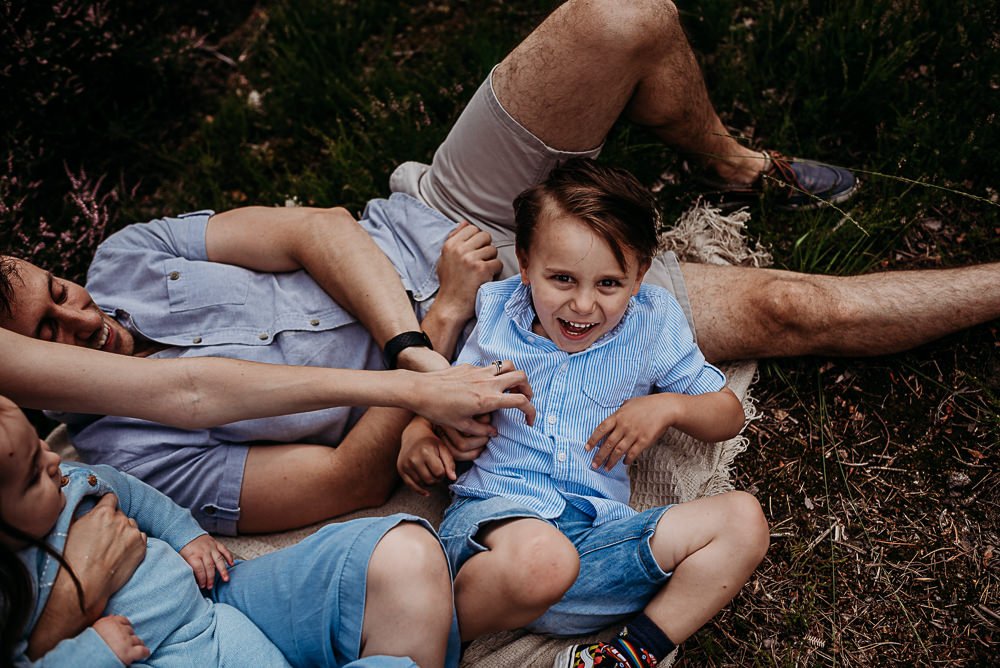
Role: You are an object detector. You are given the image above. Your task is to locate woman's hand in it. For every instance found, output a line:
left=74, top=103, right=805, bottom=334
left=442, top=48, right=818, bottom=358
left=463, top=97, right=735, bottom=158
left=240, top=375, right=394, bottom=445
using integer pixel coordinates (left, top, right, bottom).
left=93, top=616, right=149, bottom=666
left=404, top=360, right=535, bottom=434
left=28, top=494, right=147, bottom=658
left=64, top=494, right=148, bottom=604
left=179, top=534, right=234, bottom=590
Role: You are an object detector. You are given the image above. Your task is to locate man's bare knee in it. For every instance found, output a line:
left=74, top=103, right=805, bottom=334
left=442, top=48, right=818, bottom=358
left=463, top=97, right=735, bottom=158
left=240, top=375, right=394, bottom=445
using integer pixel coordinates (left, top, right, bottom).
left=754, top=276, right=856, bottom=352
left=350, top=474, right=396, bottom=510
left=319, top=455, right=397, bottom=511
left=563, top=0, right=681, bottom=60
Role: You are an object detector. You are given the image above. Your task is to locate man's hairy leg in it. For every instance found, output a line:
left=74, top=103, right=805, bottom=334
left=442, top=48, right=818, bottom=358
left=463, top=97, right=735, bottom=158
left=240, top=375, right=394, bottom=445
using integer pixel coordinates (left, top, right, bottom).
left=236, top=407, right=408, bottom=533
left=494, top=0, right=763, bottom=184
left=681, top=262, right=1000, bottom=362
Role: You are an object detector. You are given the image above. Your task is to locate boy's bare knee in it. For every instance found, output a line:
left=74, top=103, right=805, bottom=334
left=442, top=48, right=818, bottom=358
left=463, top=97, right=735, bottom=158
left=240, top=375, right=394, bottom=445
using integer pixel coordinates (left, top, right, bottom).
left=501, top=532, right=579, bottom=607
left=722, top=491, right=770, bottom=561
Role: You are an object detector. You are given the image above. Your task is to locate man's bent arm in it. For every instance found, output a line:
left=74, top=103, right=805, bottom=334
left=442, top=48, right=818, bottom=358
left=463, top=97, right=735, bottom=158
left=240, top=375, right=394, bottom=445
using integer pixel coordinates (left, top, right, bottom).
left=205, top=206, right=443, bottom=365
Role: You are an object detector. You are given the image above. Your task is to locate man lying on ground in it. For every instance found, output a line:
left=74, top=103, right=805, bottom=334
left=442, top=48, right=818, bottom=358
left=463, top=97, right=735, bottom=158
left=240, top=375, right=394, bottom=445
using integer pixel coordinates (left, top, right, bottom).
left=2, top=0, right=997, bottom=539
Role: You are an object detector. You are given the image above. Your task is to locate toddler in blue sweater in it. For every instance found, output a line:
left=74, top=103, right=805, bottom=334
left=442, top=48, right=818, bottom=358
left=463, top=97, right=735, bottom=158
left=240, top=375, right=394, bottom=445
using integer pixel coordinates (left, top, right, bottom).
left=1, top=396, right=459, bottom=667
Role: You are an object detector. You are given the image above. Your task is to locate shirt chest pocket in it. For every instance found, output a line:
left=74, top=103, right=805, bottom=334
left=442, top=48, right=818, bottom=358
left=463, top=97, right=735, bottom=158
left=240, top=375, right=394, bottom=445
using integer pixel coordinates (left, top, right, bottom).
left=579, top=347, right=644, bottom=412
left=164, top=258, right=251, bottom=312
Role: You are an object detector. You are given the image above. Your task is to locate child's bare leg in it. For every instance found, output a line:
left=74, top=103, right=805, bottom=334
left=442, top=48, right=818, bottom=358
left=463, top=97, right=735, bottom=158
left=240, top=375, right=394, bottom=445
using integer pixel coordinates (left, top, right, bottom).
left=554, top=493, right=769, bottom=667
left=362, top=523, right=453, bottom=667
left=645, top=491, right=769, bottom=643
left=454, top=518, right=579, bottom=641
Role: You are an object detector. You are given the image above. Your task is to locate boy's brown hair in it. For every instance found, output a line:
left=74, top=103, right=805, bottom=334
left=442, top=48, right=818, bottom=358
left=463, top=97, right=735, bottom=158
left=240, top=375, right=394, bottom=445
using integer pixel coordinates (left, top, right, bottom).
left=513, top=158, right=661, bottom=271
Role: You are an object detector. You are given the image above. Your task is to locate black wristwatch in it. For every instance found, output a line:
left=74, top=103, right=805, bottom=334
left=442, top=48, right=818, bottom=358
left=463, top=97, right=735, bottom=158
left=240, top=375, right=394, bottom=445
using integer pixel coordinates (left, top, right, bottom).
left=383, top=330, right=434, bottom=370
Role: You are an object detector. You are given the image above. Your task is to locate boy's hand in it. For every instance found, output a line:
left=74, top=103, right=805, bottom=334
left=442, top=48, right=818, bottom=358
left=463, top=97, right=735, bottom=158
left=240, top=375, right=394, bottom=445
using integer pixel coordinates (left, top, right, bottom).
left=179, top=535, right=234, bottom=590
left=585, top=395, right=676, bottom=471
left=398, top=417, right=458, bottom=496
left=93, top=615, right=149, bottom=665
left=436, top=413, right=492, bottom=461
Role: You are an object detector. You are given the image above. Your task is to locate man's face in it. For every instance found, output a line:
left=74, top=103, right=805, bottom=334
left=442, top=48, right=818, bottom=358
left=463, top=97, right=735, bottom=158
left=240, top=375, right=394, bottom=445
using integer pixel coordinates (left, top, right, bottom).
left=0, top=257, right=136, bottom=355
left=516, top=207, right=647, bottom=354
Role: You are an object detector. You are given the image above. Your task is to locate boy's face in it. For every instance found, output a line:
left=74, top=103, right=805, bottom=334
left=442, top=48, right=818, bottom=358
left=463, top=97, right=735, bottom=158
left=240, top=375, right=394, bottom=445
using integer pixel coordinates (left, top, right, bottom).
left=517, top=205, right=648, bottom=354
left=0, top=397, right=65, bottom=546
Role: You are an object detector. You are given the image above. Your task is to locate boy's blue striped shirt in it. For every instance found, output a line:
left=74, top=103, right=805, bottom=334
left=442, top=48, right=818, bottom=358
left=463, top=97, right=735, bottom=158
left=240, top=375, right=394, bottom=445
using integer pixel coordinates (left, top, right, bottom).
left=453, top=275, right=727, bottom=525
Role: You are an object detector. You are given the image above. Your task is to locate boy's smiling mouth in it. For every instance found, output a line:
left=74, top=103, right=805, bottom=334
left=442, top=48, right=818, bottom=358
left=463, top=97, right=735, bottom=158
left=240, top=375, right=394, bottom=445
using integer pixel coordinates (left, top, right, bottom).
left=558, top=318, right=598, bottom=338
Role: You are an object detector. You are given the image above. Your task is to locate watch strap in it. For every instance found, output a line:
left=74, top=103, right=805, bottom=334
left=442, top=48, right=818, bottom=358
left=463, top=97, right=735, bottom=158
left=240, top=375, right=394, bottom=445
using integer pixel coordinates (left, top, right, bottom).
left=383, top=330, right=434, bottom=370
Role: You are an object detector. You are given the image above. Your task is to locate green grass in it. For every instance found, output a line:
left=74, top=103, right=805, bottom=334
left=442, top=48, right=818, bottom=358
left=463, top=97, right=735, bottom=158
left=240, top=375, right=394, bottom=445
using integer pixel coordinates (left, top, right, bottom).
left=2, top=0, right=998, bottom=664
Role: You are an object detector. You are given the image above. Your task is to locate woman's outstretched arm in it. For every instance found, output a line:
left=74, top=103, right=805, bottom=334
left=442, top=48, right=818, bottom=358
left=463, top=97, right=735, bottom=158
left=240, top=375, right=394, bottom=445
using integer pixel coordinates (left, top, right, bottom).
left=1, top=328, right=533, bottom=432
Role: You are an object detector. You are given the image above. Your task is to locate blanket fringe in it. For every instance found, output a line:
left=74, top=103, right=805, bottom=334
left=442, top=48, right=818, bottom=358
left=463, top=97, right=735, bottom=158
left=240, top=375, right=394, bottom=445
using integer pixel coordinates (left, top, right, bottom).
left=660, top=199, right=773, bottom=268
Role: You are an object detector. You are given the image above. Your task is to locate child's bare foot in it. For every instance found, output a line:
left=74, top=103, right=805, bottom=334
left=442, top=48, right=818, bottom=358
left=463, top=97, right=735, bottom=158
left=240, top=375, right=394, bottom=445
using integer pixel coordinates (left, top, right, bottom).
left=93, top=615, right=149, bottom=665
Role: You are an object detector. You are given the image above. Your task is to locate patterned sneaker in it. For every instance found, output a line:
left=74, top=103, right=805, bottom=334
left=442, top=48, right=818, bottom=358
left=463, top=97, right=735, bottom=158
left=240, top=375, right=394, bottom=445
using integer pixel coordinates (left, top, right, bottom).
left=552, top=640, right=658, bottom=668
left=695, top=150, right=858, bottom=211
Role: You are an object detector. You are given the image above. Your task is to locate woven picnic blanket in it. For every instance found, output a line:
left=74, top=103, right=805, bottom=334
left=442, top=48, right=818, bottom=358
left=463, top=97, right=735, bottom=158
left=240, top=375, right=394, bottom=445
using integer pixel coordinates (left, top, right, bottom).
left=48, top=201, right=770, bottom=668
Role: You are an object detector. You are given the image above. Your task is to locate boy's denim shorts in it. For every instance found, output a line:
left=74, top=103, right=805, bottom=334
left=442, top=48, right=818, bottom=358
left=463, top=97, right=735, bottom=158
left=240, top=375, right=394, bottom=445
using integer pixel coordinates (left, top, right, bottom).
left=439, top=494, right=674, bottom=636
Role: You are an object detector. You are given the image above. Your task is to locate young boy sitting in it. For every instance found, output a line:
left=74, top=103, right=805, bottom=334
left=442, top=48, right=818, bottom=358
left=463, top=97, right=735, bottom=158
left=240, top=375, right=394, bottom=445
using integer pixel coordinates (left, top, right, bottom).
left=398, top=159, right=769, bottom=668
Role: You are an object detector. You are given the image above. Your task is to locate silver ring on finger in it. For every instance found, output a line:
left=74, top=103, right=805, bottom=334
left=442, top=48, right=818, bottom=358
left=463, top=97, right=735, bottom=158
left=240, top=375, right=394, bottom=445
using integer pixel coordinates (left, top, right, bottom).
left=493, top=360, right=504, bottom=376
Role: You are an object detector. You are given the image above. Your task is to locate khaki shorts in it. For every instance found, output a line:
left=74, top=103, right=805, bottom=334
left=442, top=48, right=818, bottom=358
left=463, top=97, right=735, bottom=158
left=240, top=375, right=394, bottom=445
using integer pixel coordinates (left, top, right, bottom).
left=390, top=66, right=697, bottom=338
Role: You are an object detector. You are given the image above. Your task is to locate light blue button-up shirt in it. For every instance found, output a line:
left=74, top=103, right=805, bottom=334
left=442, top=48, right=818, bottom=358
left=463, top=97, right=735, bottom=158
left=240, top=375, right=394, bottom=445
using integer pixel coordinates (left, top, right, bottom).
left=59, top=194, right=457, bottom=534
left=452, top=276, right=726, bottom=525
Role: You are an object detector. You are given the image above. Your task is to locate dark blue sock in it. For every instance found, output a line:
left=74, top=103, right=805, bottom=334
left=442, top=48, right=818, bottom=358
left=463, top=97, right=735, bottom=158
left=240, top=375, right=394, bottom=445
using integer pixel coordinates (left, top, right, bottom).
left=619, top=613, right=676, bottom=662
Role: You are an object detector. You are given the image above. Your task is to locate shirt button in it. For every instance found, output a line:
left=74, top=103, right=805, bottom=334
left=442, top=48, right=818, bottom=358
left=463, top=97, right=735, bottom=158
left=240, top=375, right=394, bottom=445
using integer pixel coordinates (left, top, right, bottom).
left=547, top=415, right=557, bottom=425
left=191, top=336, right=202, bottom=344
left=168, top=271, right=180, bottom=280
left=559, top=363, right=568, bottom=373
left=557, top=452, right=567, bottom=462
left=258, top=332, right=269, bottom=340
left=310, top=319, right=320, bottom=326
